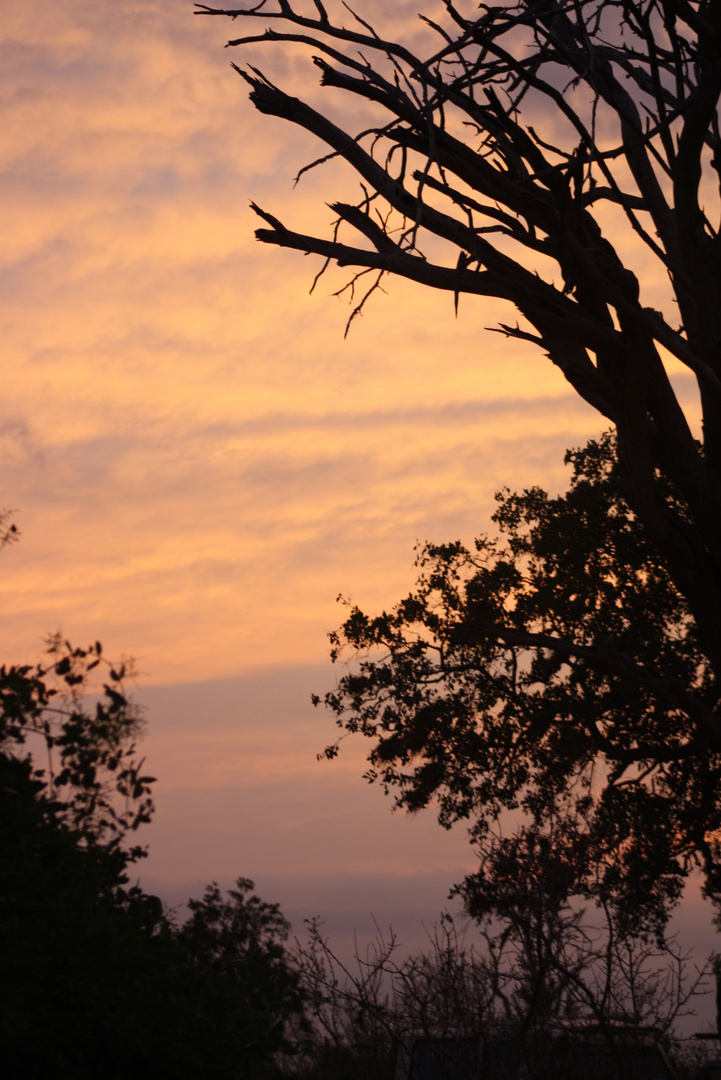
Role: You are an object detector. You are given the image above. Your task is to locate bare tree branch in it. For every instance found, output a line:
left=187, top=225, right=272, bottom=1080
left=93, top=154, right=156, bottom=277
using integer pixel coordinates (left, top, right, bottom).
left=198, top=1, right=721, bottom=684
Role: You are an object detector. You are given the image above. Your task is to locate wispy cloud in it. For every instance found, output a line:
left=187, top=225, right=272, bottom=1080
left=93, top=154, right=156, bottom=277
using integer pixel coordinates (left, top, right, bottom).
left=2, top=0, right=691, bottom=681
left=0, top=1, right=711, bottom=961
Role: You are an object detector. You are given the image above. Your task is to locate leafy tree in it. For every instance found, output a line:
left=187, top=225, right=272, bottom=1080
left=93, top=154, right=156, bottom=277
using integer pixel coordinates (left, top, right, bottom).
left=313, top=434, right=720, bottom=930
left=1, top=635, right=155, bottom=855
left=0, top=640, right=305, bottom=1079
left=196, top=2, right=721, bottom=926
left=0, top=639, right=165, bottom=1076
left=175, top=878, right=309, bottom=1077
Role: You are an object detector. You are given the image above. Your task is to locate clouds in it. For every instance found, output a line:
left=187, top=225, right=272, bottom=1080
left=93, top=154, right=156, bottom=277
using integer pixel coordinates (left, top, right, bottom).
left=0, top=371, right=598, bottom=679
left=1, top=0, right=604, bottom=679
left=0, top=3, right=715, bottom=1006
left=135, top=660, right=477, bottom=951
left=0, top=0, right=697, bottom=701
left=136, top=662, right=478, bottom=946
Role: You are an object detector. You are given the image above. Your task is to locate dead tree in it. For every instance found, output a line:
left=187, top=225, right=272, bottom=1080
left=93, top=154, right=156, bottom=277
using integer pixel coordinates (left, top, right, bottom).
left=195, top=1, right=721, bottom=692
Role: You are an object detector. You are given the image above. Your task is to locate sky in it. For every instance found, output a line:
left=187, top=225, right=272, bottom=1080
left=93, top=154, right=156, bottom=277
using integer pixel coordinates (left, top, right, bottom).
left=1, top=0, right=717, bottom=1023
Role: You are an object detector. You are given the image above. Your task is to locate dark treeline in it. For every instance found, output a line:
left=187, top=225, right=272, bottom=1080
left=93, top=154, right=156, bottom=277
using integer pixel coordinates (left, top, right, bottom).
left=0, top=636, right=708, bottom=1079
left=0, top=452, right=716, bottom=1079
left=0, top=637, right=304, bottom=1080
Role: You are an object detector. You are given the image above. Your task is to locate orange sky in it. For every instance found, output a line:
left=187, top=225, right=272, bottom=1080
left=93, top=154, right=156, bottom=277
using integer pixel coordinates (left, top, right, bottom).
left=1, top=0, right=714, bottom=1001
left=1, top=0, right=601, bottom=681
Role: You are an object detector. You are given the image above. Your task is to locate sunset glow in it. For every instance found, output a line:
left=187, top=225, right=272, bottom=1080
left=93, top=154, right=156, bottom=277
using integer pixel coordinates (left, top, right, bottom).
left=2, top=0, right=712, bottom=975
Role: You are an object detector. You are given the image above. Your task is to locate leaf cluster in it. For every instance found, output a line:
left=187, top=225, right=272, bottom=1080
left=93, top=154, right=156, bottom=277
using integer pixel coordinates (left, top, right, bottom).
left=0, top=635, right=154, bottom=864
left=176, top=879, right=309, bottom=1070
left=317, top=434, right=721, bottom=931
left=0, top=643, right=307, bottom=1079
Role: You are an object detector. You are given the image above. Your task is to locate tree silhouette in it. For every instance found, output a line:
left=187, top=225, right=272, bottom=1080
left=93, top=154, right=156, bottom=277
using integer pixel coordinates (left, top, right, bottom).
left=315, top=434, right=721, bottom=929
left=196, top=2, right=721, bottom=927
left=294, top=906, right=704, bottom=1080
left=0, top=641, right=165, bottom=1077
left=0, top=641, right=306, bottom=1078
left=197, top=0, right=721, bottom=692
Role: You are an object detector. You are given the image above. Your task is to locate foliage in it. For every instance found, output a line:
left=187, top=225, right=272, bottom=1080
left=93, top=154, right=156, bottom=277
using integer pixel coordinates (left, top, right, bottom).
left=0, top=507, right=18, bottom=550
left=314, top=434, right=721, bottom=930
left=1, top=635, right=154, bottom=858
left=0, top=640, right=306, bottom=1079
left=196, top=0, right=721, bottom=940
left=176, top=878, right=309, bottom=1076
left=0, top=640, right=164, bottom=1076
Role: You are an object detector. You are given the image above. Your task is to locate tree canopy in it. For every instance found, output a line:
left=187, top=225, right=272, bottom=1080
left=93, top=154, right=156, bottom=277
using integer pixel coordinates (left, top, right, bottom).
left=315, top=434, right=721, bottom=930
left=196, top=1, right=721, bottom=929
left=0, top=639, right=306, bottom=1079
